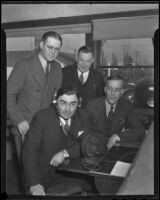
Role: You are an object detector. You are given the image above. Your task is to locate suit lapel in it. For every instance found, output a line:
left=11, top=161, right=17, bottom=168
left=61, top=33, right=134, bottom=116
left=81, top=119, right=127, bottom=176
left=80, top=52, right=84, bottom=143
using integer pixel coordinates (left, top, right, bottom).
left=73, top=64, right=80, bottom=84
left=30, top=55, right=46, bottom=90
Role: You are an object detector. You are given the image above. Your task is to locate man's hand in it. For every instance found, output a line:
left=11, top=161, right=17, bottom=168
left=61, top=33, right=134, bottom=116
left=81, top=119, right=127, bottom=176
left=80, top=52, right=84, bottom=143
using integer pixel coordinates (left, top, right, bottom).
left=50, top=151, right=65, bottom=167
left=30, top=184, right=45, bottom=196
left=17, top=120, right=29, bottom=136
left=107, top=134, right=120, bottom=150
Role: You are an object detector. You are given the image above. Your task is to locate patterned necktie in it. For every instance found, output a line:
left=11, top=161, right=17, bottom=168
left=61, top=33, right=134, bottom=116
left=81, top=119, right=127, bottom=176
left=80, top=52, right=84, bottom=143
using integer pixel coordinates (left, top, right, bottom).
left=79, top=72, right=84, bottom=84
left=63, top=120, right=70, bottom=135
left=108, top=105, right=114, bottom=121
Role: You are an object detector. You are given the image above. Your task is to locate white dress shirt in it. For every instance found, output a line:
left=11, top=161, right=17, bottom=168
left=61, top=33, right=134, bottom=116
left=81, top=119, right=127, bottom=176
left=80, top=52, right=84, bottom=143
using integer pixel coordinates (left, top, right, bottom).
left=77, top=69, right=89, bottom=84
left=105, top=99, right=116, bottom=117
left=38, top=54, right=50, bottom=73
left=59, top=117, right=71, bottom=128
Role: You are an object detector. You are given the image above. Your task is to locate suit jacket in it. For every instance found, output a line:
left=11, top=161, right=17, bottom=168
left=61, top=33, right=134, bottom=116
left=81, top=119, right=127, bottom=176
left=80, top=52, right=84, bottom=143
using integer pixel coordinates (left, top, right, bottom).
left=86, top=96, right=146, bottom=146
left=62, top=64, right=105, bottom=107
left=7, top=53, right=62, bottom=126
left=22, top=105, right=90, bottom=187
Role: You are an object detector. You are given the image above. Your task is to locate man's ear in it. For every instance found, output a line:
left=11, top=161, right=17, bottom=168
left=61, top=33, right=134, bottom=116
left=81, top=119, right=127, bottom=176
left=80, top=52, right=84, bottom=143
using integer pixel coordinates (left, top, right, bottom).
left=91, top=57, right=94, bottom=64
left=121, top=89, right=125, bottom=96
left=104, top=86, right=107, bottom=94
left=40, top=41, right=44, bottom=50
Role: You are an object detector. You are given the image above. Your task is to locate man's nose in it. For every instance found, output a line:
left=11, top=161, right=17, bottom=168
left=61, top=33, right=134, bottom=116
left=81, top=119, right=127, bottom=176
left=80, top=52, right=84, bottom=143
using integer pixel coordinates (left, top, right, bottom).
left=51, top=48, right=56, bottom=54
left=111, top=90, right=116, bottom=95
left=65, top=104, right=70, bottom=111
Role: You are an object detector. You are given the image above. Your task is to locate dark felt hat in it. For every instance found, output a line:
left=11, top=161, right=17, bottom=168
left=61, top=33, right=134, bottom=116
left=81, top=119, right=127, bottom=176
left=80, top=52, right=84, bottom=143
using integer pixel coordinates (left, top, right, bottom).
left=81, top=134, right=100, bottom=157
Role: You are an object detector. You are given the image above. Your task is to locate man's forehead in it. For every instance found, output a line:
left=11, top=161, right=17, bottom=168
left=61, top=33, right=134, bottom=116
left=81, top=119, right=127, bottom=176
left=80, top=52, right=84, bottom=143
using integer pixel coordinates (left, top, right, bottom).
left=79, top=52, right=93, bottom=59
left=58, top=94, right=78, bottom=102
left=45, top=37, right=61, bottom=45
left=107, top=80, right=123, bottom=88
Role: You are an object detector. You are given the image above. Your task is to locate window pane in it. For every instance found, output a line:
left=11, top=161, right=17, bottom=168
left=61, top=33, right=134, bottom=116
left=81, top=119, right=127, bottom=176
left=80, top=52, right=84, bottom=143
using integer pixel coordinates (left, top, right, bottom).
left=99, top=38, right=154, bottom=84
left=101, top=38, right=153, bottom=66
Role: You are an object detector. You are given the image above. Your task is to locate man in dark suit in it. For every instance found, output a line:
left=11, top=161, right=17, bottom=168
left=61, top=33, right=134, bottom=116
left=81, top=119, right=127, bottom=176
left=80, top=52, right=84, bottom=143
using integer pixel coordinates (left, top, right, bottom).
left=86, top=75, right=146, bottom=150
left=62, top=46, right=105, bottom=108
left=22, top=86, right=92, bottom=195
left=7, top=31, right=62, bottom=159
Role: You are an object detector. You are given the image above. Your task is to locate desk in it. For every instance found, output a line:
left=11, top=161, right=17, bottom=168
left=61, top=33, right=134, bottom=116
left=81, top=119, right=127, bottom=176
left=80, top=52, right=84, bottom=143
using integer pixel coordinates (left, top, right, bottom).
left=57, top=143, right=139, bottom=195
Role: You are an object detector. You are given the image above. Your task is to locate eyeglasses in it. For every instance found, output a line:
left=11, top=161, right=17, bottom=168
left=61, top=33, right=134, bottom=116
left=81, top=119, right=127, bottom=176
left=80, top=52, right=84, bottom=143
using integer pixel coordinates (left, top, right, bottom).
left=46, top=44, right=60, bottom=53
left=106, top=86, right=123, bottom=94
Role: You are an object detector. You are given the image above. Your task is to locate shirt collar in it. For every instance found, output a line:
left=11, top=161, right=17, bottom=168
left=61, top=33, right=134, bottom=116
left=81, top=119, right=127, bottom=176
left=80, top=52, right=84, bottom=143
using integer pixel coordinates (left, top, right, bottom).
left=105, top=98, right=116, bottom=111
left=38, top=53, right=47, bottom=70
left=59, top=117, right=71, bottom=126
left=77, top=69, right=89, bottom=77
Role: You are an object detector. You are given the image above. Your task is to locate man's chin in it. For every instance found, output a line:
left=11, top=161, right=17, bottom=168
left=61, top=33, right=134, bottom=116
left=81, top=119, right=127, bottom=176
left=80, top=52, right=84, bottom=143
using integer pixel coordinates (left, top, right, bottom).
left=61, top=115, right=72, bottom=120
left=108, top=99, right=117, bottom=104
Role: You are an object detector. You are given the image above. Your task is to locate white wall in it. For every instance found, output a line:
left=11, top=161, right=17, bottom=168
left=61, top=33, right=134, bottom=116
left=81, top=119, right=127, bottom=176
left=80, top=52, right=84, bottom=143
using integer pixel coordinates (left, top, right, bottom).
left=7, top=37, right=35, bottom=51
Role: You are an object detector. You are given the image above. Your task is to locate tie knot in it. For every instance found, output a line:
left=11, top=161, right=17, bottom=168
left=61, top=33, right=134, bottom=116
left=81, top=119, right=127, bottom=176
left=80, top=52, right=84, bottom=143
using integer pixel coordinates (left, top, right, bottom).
left=63, top=120, right=70, bottom=135
left=110, top=105, right=114, bottom=111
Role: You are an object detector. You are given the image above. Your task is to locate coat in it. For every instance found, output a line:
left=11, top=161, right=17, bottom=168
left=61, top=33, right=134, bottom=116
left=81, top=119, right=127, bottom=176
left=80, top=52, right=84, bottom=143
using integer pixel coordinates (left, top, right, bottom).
left=22, top=105, right=90, bottom=187
left=7, top=53, right=62, bottom=126
left=86, top=96, right=146, bottom=146
left=62, top=64, right=105, bottom=107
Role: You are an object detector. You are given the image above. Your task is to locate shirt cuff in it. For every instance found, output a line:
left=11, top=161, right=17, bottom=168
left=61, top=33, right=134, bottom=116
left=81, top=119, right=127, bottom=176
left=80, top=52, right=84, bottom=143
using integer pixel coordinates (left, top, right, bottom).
left=62, top=149, right=70, bottom=158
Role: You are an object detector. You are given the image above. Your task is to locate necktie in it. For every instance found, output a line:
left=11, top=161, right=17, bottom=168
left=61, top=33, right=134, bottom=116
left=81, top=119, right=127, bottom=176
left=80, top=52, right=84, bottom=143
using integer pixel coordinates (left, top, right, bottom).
left=45, top=62, right=50, bottom=81
left=63, top=120, right=70, bottom=135
left=79, top=72, right=84, bottom=84
left=108, top=105, right=114, bottom=121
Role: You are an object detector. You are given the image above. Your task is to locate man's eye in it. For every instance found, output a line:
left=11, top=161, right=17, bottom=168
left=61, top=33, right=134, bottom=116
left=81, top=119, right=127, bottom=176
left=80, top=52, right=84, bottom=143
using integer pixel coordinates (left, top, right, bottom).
left=115, top=89, right=121, bottom=92
left=60, top=101, right=66, bottom=105
left=71, top=102, right=76, bottom=106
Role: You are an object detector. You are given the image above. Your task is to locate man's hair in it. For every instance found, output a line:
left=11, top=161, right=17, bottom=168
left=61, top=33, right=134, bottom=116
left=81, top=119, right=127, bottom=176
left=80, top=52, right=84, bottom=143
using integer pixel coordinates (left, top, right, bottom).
left=78, top=46, right=93, bottom=55
left=42, top=31, right=62, bottom=46
left=56, top=86, right=79, bottom=100
left=106, top=75, right=126, bottom=88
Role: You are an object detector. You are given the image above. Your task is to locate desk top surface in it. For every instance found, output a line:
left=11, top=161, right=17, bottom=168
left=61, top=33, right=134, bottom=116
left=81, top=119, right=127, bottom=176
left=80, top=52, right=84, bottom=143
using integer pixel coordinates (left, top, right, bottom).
left=57, top=145, right=139, bottom=178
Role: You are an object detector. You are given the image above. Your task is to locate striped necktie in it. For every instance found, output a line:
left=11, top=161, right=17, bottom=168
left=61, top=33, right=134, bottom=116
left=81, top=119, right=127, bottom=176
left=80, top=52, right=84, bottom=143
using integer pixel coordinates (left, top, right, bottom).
left=108, top=105, right=114, bottom=121
left=63, top=120, right=70, bottom=135
left=79, top=72, right=84, bottom=84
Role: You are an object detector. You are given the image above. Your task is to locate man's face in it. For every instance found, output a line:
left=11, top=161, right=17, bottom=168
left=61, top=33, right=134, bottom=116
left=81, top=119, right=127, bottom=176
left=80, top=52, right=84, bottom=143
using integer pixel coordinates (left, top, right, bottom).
left=77, top=52, right=94, bottom=73
left=57, top=94, right=78, bottom=119
left=105, top=80, right=124, bottom=104
left=40, top=37, right=61, bottom=62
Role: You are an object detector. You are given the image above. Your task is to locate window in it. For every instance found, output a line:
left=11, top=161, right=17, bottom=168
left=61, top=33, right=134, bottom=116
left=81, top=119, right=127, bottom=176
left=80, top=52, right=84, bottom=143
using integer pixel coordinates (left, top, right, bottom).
left=99, top=38, right=154, bottom=84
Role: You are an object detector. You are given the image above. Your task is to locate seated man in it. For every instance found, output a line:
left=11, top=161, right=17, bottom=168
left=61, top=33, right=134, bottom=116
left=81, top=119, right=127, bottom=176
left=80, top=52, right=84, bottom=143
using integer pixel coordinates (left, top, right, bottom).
left=86, top=75, right=146, bottom=151
left=22, top=86, right=93, bottom=195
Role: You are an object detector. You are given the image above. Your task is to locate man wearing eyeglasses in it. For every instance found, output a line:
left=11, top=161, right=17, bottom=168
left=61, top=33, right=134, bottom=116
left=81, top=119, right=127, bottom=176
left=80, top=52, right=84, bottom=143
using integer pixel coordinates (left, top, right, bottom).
left=86, top=75, right=145, bottom=151
left=7, top=31, right=62, bottom=160
left=62, top=46, right=105, bottom=108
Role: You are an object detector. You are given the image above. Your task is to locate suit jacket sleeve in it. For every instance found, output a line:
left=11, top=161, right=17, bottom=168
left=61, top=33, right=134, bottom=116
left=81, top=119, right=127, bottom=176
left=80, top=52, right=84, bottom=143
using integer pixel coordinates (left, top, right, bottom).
left=95, top=70, right=105, bottom=97
left=55, top=63, right=62, bottom=91
left=7, top=60, right=26, bottom=125
left=62, top=65, right=72, bottom=87
left=117, top=103, right=146, bottom=142
left=22, top=112, right=44, bottom=187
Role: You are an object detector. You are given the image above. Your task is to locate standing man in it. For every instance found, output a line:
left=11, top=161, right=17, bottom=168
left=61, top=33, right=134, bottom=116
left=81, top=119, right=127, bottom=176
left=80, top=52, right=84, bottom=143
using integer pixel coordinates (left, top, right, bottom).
left=7, top=31, right=62, bottom=160
left=86, top=75, right=145, bottom=150
left=22, top=86, right=93, bottom=195
left=62, top=46, right=105, bottom=108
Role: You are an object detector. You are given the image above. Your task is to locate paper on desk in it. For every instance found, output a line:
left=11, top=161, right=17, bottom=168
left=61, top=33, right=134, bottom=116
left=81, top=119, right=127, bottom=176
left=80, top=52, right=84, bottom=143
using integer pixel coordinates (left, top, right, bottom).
left=110, top=161, right=131, bottom=177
